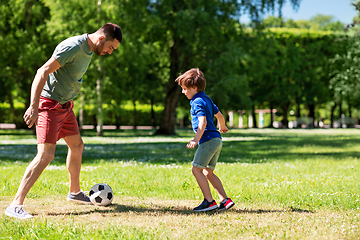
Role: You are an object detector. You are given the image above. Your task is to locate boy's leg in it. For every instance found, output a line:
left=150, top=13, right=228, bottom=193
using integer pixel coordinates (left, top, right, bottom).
left=192, top=166, right=213, bottom=202
left=63, top=134, right=84, bottom=193
left=203, top=168, right=227, bottom=202
left=10, top=143, right=56, bottom=207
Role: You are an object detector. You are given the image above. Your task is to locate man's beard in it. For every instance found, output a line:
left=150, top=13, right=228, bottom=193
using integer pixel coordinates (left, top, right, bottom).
left=94, top=41, right=105, bottom=56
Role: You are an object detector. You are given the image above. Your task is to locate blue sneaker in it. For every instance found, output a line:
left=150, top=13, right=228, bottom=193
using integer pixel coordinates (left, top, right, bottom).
left=5, top=205, right=33, bottom=219
left=193, top=199, right=218, bottom=212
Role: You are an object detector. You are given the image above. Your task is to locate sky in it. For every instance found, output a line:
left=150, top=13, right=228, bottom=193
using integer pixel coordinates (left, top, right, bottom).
left=240, top=0, right=358, bottom=24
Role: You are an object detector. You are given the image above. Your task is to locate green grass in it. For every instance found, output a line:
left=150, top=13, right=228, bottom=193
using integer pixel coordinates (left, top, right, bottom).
left=1, top=128, right=360, bottom=239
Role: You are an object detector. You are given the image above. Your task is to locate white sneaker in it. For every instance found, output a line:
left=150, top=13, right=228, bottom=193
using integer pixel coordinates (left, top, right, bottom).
left=5, top=205, right=33, bottom=219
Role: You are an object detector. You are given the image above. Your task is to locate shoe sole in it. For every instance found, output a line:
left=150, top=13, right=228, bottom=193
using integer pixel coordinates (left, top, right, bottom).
left=5, top=210, right=33, bottom=219
left=67, top=198, right=93, bottom=205
left=193, top=205, right=218, bottom=212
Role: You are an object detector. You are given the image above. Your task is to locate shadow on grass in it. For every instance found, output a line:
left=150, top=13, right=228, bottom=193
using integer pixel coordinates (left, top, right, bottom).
left=43, top=203, right=313, bottom=217
left=2, top=139, right=360, bottom=165
left=2, top=129, right=360, bottom=164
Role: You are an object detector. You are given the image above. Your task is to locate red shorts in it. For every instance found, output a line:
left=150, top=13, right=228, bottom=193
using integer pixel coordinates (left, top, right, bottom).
left=36, top=97, right=79, bottom=144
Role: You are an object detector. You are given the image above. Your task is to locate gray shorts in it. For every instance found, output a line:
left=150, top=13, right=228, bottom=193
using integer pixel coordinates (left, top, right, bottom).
left=193, top=137, right=222, bottom=170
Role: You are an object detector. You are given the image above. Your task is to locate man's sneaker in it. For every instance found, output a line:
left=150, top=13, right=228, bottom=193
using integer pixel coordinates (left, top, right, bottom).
left=217, top=198, right=235, bottom=211
left=67, top=191, right=93, bottom=205
left=193, top=199, right=218, bottom=212
left=5, top=205, right=33, bottom=219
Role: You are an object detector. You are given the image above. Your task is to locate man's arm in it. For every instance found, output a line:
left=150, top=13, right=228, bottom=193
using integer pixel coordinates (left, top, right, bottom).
left=215, top=111, right=228, bottom=133
left=23, top=57, right=61, bottom=128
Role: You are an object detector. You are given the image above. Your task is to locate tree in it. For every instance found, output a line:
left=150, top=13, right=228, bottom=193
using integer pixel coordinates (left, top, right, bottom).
left=329, top=36, right=360, bottom=120
left=151, top=0, right=301, bottom=135
left=261, top=14, right=345, bottom=32
left=0, top=0, right=52, bottom=127
left=309, top=14, right=345, bottom=32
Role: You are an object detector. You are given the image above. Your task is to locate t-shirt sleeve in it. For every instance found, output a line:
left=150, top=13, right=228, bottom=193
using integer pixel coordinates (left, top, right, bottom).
left=212, top=103, right=220, bottom=115
left=52, top=45, right=76, bottom=67
left=193, top=100, right=206, bottom=117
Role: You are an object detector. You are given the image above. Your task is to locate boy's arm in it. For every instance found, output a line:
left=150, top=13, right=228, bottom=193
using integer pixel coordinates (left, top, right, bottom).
left=187, top=116, right=207, bottom=149
left=215, top=111, right=228, bottom=133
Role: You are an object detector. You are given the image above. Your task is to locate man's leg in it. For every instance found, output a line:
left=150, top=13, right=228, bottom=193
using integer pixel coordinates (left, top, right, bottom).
left=63, top=134, right=92, bottom=205
left=10, top=143, right=56, bottom=207
left=63, top=134, right=84, bottom=193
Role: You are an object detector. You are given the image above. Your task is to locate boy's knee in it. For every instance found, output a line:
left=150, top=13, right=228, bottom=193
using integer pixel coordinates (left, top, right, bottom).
left=192, top=166, right=203, bottom=174
left=203, top=168, right=214, bottom=178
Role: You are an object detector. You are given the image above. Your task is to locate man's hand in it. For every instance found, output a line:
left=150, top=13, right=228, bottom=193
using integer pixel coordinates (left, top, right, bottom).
left=23, top=106, right=38, bottom=128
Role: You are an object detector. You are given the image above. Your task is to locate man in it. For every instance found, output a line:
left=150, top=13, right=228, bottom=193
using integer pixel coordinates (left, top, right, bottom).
left=5, top=23, right=122, bottom=219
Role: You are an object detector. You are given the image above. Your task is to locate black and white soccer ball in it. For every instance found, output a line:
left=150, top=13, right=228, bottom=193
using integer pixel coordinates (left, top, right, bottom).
left=89, top=183, right=114, bottom=206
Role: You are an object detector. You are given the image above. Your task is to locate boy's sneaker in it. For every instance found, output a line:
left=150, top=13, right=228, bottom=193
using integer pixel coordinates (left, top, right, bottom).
left=193, top=199, right=218, bottom=212
left=67, top=191, right=93, bottom=205
left=5, top=205, right=33, bottom=219
left=217, top=198, right=235, bottom=211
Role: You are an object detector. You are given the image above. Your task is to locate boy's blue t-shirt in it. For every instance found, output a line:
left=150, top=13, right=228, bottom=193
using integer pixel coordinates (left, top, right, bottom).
left=190, top=91, right=221, bottom=144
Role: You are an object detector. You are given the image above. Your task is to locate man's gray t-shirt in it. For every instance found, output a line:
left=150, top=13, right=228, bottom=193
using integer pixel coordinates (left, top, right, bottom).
left=41, top=34, right=93, bottom=104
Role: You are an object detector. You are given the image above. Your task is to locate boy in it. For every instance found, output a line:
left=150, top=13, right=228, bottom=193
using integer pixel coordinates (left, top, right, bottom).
left=175, top=68, right=235, bottom=212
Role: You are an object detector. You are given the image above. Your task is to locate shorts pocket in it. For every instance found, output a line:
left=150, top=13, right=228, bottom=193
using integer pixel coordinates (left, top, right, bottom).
left=39, top=97, right=59, bottom=110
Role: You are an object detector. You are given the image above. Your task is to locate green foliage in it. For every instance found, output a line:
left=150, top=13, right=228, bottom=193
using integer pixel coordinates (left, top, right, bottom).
left=242, top=27, right=345, bottom=125
left=1, top=0, right=356, bottom=131
left=329, top=34, right=360, bottom=106
left=0, top=0, right=52, bottom=126
left=262, top=14, right=346, bottom=32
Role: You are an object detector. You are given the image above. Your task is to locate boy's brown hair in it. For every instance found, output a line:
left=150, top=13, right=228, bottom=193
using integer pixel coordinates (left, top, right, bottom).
left=175, top=68, right=206, bottom=91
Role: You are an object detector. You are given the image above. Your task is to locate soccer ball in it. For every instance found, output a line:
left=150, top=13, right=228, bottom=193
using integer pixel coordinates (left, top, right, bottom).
left=89, top=183, right=114, bottom=206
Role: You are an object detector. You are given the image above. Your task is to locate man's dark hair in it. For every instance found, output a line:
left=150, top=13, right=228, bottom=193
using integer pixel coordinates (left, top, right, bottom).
left=99, top=23, right=122, bottom=43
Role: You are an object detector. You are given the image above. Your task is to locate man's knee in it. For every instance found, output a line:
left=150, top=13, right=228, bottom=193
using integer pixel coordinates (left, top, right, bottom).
left=35, top=147, right=55, bottom=166
left=66, top=136, right=84, bottom=152
left=75, top=139, right=84, bottom=151
left=38, top=143, right=55, bottom=157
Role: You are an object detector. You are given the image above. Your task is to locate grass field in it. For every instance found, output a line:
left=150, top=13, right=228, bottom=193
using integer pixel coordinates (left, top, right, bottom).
left=0, top=128, right=360, bottom=239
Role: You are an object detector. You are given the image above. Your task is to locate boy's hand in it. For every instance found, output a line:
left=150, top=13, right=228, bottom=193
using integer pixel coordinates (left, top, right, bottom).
left=219, top=125, right=228, bottom=133
left=187, top=140, right=198, bottom=149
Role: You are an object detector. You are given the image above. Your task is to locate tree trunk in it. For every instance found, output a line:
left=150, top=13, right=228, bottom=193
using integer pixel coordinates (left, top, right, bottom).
left=96, top=80, right=103, bottom=136
left=339, top=101, right=344, bottom=128
left=252, top=104, right=257, bottom=128
left=150, top=99, right=156, bottom=128
left=330, top=103, right=337, bottom=128
left=132, top=100, right=137, bottom=129
left=296, top=102, right=301, bottom=118
left=155, top=39, right=181, bottom=135
left=270, top=105, right=274, bottom=128
left=349, top=103, right=352, bottom=118
left=307, top=103, right=315, bottom=128
left=281, top=104, right=289, bottom=128
left=96, top=1, right=103, bottom=136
